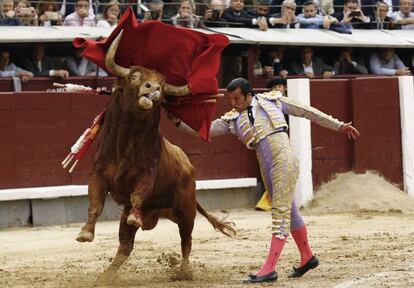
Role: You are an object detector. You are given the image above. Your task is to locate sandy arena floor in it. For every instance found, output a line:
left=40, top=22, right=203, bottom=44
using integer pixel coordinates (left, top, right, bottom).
left=1, top=209, right=414, bottom=288
left=1, top=172, right=414, bottom=288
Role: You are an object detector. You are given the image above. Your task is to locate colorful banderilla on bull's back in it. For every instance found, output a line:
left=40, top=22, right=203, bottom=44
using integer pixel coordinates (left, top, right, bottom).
left=55, top=83, right=107, bottom=173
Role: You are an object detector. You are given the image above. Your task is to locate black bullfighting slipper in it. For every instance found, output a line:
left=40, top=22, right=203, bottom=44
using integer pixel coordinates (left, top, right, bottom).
left=288, top=255, right=320, bottom=278
left=243, top=271, right=278, bottom=283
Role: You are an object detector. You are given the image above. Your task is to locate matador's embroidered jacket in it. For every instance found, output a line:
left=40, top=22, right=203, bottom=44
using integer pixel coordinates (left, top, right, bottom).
left=210, top=90, right=344, bottom=148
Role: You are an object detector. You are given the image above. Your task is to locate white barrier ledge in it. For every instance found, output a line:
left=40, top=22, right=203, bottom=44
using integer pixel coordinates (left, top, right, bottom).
left=0, top=178, right=257, bottom=202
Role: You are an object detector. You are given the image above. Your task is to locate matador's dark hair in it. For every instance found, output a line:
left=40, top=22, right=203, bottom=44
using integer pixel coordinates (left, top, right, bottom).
left=226, top=78, right=252, bottom=97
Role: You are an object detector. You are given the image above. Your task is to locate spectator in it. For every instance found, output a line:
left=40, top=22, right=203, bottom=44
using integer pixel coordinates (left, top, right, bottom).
left=370, top=1, right=396, bottom=29
left=65, top=48, right=108, bottom=77
left=261, top=46, right=289, bottom=78
left=20, top=43, right=69, bottom=78
left=63, top=0, right=96, bottom=26
left=289, top=46, right=336, bottom=78
left=334, top=47, right=368, bottom=74
left=392, top=0, right=414, bottom=29
left=202, top=0, right=228, bottom=27
left=15, top=0, right=38, bottom=26
left=0, top=0, right=20, bottom=25
left=331, top=0, right=370, bottom=29
left=37, top=0, right=64, bottom=26
left=297, top=0, right=339, bottom=29
left=222, top=0, right=254, bottom=27
left=370, top=48, right=412, bottom=75
left=248, top=0, right=272, bottom=31
left=171, top=0, right=205, bottom=28
left=97, top=1, right=120, bottom=27
left=252, top=46, right=268, bottom=76
left=266, top=77, right=287, bottom=96
left=137, top=0, right=171, bottom=24
left=59, top=0, right=95, bottom=17
left=268, top=0, right=298, bottom=28
left=0, top=48, right=33, bottom=82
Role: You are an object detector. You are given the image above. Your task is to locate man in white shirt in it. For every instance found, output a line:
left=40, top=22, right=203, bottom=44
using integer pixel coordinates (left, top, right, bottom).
left=63, top=0, right=95, bottom=27
left=393, top=0, right=414, bottom=29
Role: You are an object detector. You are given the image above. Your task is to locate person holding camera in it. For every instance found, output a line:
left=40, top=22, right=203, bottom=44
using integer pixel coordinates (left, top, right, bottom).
left=171, top=0, right=205, bottom=28
left=97, top=1, right=120, bottom=27
left=331, top=0, right=370, bottom=29
left=37, top=0, right=63, bottom=27
left=137, top=0, right=171, bottom=24
left=15, top=0, right=38, bottom=26
left=63, top=0, right=96, bottom=27
left=202, top=0, right=228, bottom=27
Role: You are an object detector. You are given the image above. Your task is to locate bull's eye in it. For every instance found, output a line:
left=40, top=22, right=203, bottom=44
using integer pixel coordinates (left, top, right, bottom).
left=145, top=83, right=151, bottom=89
left=131, top=75, right=137, bottom=80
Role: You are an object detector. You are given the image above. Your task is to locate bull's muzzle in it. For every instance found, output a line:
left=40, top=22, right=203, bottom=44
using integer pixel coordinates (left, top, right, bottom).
left=137, top=91, right=160, bottom=110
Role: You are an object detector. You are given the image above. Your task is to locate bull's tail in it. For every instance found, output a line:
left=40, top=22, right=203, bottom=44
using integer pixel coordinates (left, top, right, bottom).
left=196, top=202, right=236, bottom=237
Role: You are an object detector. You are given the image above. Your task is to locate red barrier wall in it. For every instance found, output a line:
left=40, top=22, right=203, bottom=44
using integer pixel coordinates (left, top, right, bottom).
left=352, top=77, right=403, bottom=187
left=310, top=79, right=353, bottom=187
left=0, top=77, right=404, bottom=189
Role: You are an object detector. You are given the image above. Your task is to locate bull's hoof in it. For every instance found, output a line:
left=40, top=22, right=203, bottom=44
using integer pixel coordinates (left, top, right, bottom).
left=76, top=230, right=94, bottom=242
left=126, top=213, right=143, bottom=228
left=171, top=266, right=193, bottom=281
left=98, top=268, right=118, bottom=284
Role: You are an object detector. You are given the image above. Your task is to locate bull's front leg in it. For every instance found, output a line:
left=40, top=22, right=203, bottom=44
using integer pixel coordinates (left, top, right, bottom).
left=127, top=167, right=157, bottom=228
left=77, top=174, right=108, bottom=242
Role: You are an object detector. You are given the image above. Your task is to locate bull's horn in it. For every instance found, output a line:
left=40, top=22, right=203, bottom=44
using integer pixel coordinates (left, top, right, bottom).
left=105, top=30, right=130, bottom=78
left=164, top=83, right=191, bottom=97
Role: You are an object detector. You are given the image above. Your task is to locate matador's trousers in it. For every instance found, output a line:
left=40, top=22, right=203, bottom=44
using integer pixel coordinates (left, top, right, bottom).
left=255, top=132, right=305, bottom=239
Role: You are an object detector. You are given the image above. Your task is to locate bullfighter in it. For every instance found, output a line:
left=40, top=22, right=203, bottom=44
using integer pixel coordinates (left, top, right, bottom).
left=173, top=77, right=360, bottom=283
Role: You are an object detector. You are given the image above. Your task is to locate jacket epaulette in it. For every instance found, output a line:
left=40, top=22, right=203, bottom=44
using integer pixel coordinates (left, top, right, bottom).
left=221, top=109, right=240, bottom=121
left=257, top=90, right=282, bottom=101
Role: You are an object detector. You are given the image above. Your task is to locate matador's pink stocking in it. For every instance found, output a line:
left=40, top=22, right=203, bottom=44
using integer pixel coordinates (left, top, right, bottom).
left=256, top=235, right=287, bottom=277
left=291, top=225, right=313, bottom=267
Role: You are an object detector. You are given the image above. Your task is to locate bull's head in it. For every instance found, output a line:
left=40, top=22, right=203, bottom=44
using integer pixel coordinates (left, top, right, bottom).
left=105, top=31, right=190, bottom=111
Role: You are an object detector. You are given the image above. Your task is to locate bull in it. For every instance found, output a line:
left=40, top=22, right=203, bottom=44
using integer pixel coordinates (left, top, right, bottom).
left=75, top=32, right=235, bottom=280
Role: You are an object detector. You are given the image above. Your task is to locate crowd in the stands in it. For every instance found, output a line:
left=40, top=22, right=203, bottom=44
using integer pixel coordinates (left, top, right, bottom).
left=0, top=0, right=413, bottom=30
left=0, top=0, right=413, bottom=86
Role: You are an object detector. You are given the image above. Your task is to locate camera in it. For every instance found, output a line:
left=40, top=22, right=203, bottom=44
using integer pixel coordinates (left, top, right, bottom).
left=150, top=10, right=160, bottom=20
left=211, top=9, right=221, bottom=21
left=349, top=10, right=361, bottom=17
left=44, top=11, right=59, bottom=21
left=19, top=7, right=33, bottom=16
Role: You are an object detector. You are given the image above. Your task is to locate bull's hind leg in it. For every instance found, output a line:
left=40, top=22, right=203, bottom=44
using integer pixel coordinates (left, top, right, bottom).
left=172, top=207, right=196, bottom=280
left=77, top=174, right=107, bottom=242
left=104, top=206, right=139, bottom=275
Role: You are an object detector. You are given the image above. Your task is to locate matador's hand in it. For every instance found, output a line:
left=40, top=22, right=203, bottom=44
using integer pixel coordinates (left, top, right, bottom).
left=339, top=122, right=360, bottom=139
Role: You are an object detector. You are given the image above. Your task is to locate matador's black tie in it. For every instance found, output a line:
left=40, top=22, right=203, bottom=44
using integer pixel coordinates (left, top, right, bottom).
left=247, top=106, right=255, bottom=125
